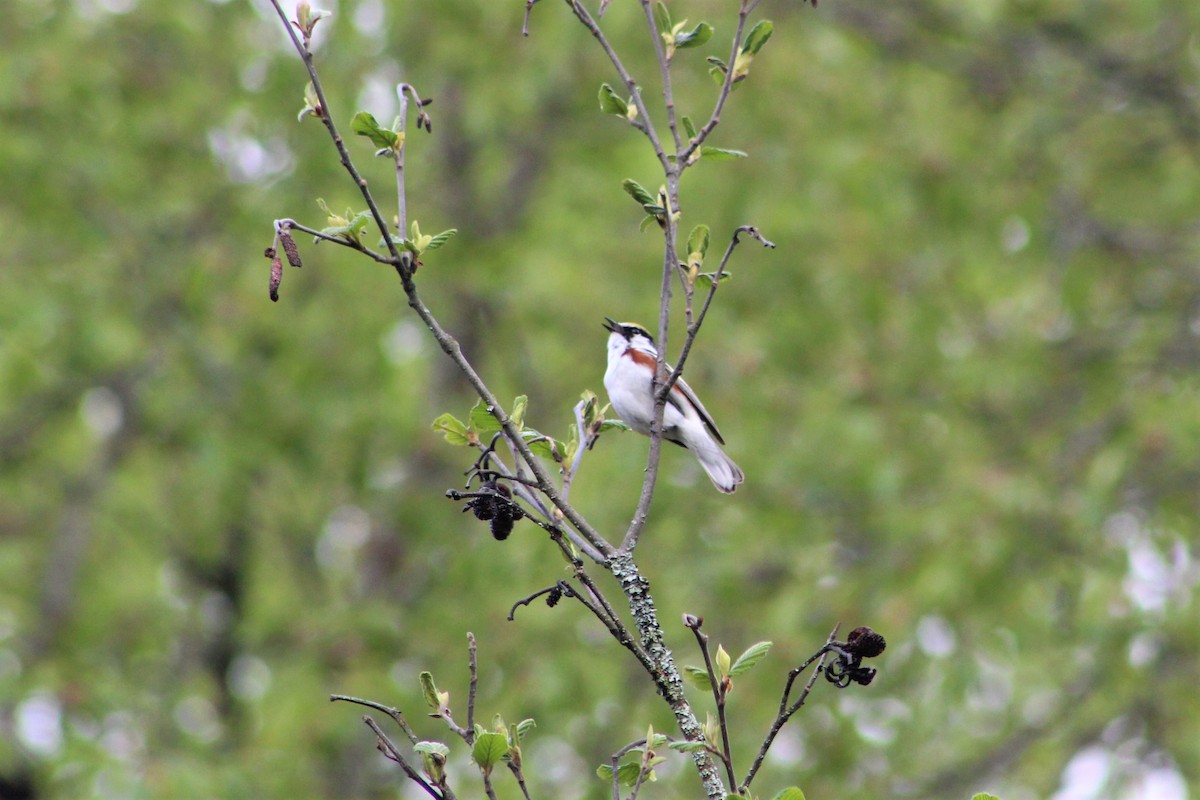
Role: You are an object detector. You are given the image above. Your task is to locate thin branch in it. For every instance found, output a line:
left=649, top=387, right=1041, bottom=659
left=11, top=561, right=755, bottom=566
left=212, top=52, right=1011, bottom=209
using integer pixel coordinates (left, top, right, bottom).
left=559, top=399, right=590, bottom=504
left=522, top=0, right=543, bottom=36
left=270, top=0, right=614, bottom=563
left=277, top=218, right=393, bottom=263
left=679, top=0, right=758, bottom=166
left=506, top=761, right=534, bottom=800
left=607, top=553, right=725, bottom=798
left=509, top=579, right=655, bottom=678
left=481, top=771, right=499, bottom=800
left=563, top=0, right=670, bottom=171
left=686, top=622, right=736, bottom=789
left=507, top=582, right=573, bottom=621
left=266, top=1, right=410, bottom=275
left=609, top=737, right=647, bottom=800
left=394, top=88, right=410, bottom=236
left=620, top=191, right=678, bottom=553
left=739, top=625, right=840, bottom=793
left=638, top=0, right=683, bottom=155
left=569, top=582, right=656, bottom=675
left=466, top=632, right=478, bottom=742
left=361, top=715, right=446, bottom=800
left=660, top=226, right=775, bottom=402
left=330, top=694, right=419, bottom=744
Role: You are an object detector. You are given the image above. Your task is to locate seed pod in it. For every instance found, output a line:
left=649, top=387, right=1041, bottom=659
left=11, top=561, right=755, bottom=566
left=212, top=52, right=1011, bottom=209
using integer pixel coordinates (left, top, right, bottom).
left=845, top=627, right=886, bottom=658
left=269, top=254, right=283, bottom=302
left=279, top=227, right=303, bottom=268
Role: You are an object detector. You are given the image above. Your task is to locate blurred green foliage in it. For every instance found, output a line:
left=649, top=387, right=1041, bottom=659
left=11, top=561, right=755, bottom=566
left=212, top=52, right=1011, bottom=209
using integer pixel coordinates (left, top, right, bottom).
left=1, top=1, right=1198, bottom=799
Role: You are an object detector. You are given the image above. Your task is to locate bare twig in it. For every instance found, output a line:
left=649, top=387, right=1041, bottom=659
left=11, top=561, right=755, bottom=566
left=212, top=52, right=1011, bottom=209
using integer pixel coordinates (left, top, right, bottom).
left=637, top=0, right=683, bottom=154
left=559, top=398, right=590, bottom=503
left=266, top=1, right=410, bottom=276
left=268, top=0, right=615, bottom=563
left=508, top=581, right=575, bottom=621
left=481, top=771, right=499, bottom=800
left=393, top=84, right=431, bottom=237
left=507, top=761, right=534, bottom=800
left=275, top=218, right=392, bottom=263
left=739, top=625, right=840, bottom=792
left=679, top=0, right=759, bottom=166
left=661, top=225, right=775, bottom=402
left=361, top=715, right=446, bottom=800
left=521, top=0, right=542, bottom=36
left=686, top=619, right=737, bottom=788
left=331, top=694, right=419, bottom=744
left=466, top=632, right=478, bottom=741
left=563, top=0, right=669, bottom=169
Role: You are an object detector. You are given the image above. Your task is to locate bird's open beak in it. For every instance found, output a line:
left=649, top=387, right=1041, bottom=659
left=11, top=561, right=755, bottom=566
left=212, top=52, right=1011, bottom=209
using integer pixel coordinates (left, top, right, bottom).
left=602, top=317, right=619, bottom=333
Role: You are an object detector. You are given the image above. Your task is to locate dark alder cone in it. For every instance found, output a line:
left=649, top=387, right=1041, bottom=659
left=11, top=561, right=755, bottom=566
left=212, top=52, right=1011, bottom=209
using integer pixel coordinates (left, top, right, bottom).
left=845, top=627, right=887, bottom=658
left=466, top=491, right=498, bottom=521
left=546, top=585, right=563, bottom=608
left=460, top=481, right=524, bottom=539
left=490, top=504, right=514, bottom=540
left=851, top=667, right=877, bottom=686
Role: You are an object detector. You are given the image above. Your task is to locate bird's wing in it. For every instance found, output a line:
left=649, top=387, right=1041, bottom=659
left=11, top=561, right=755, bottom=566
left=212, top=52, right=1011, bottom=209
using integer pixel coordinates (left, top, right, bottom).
left=667, top=372, right=726, bottom=445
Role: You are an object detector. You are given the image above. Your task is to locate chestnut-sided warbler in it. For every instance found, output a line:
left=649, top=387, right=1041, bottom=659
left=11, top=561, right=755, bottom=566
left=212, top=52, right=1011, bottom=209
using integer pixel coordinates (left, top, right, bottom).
left=603, top=318, right=745, bottom=493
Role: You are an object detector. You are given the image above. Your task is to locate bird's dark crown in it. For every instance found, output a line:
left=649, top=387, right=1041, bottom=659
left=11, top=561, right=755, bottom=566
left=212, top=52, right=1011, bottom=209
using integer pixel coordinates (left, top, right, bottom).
left=603, top=317, right=653, bottom=342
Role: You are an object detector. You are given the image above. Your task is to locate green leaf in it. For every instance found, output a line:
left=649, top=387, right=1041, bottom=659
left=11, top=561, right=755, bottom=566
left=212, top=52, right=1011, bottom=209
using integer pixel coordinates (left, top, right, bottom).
left=688, top=224, right=710, bottom=260
left=299, top=81, right=321, bottom=121
left=683, top=665, right=713, bottom=690
left=668, top=740, right=709, bottom=753
left=579, top=390, right=599, bottom=427
left=730, top=641, right=773, bottom=676
left=407, top=219, right=434, bottom=252
left=598, top=419, right=631, bottom=433
left=715, top=644, right=731, bottom=678
left=769, top=789, right=806, bottom=800
left=423, top=228, right=457, bottom=252
left=510, top=395, right=528, bottom=430
left=314, top=200, right=371, bottom=245
left=732, top=20, right=773, bottom=84
left=472, top=732, right=509, bottom=773
left=674, top=21, right=713, bottom=49
left=700, top=146, right=748, bottom=160
left=622, top=179, right=656, bottom=208
left=598, top=83, right=629, bottom=116
left=653, top=1, right=671, bottom=34
left=564, top=426, right=579, bottom=466
left=970, top=795, right=1002, bottom=800
left=419, top=672, right=440, bottom=710
left=682, top=115, right=698, bottom=139
left=348, top=211, right=371, bottom=236
left=516, top=718, right=537, bottom=739
left=596, top=762, right=644, bottom=788
left=696, top=271, right=732, bottom=288
left=414, top=741, right=450, bottom=758
left=431, top=413, right=470, bottom=446
left=521, top=431, right=561, bottom=462
left=350, top=110, right=401, bottom=151
left=469, top=399, right=503, bottom=437
left=742, top=19, right=774, bottom=54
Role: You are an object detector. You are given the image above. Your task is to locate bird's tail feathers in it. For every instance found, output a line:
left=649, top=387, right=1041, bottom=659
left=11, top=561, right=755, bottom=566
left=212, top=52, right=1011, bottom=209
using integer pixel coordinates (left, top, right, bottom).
left=691, top=440, right=744, bottom=494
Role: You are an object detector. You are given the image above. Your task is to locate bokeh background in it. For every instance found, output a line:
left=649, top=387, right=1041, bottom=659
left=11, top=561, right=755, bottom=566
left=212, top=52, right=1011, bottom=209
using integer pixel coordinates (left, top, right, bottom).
left=2, top=1, right=1198, bottom=798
